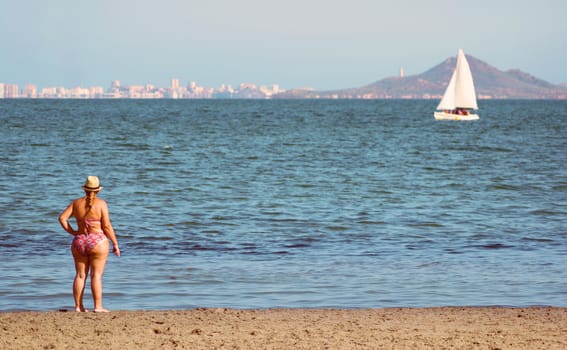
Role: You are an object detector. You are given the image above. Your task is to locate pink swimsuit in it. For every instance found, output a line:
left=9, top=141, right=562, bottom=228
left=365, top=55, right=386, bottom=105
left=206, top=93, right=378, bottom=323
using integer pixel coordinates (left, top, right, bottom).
left=72, top=219, right=107, bottom=256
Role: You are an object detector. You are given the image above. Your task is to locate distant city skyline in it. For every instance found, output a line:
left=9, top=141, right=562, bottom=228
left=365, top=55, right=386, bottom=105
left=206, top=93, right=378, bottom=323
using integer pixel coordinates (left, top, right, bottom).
left=2, top=53, right=566, bottom=99
left=1, top=1, right=566, bottom=90
left=0, top=79, right=284, bottom=99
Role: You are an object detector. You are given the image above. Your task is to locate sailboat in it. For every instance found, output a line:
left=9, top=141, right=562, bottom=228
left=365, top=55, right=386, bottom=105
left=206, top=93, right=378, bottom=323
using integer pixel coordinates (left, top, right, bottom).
left=434, top=49, right=479, bottom=120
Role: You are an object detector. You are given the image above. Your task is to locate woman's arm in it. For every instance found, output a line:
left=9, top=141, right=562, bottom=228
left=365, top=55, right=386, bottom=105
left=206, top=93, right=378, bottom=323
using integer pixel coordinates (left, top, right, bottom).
left=100, top=200, right=120, bottom=256
left=58, top=202, right=77, bottom=235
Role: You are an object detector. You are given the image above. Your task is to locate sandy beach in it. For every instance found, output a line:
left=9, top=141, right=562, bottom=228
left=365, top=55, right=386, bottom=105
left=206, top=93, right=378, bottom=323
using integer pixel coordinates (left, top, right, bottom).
left=1, top=307, right=565, bottom=349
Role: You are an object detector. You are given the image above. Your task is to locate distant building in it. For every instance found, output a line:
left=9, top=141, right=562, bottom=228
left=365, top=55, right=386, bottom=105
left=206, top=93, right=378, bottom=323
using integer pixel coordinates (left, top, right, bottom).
left=168, top=78, right=182, bottom=98
left=400, top=67, right=405, bottom=78
left=40, top=87, right=57, bottom=98
left=128, top=85, right=145, bottom=98
left=4, top=84, right=19, bottom=98
left=70, top=86, right=90, bottom=98
left=22, top=84, right=38, bottom=98
left=89, top=86, right=105, bottom=98
left=0, top=83, right=4, bottom=98
left=259, top=84, right=281, bottom=97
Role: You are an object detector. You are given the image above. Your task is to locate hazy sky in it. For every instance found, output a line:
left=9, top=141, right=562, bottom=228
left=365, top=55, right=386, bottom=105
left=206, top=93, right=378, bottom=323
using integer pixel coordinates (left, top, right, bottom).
left=1, top=0, right=565, bottom=90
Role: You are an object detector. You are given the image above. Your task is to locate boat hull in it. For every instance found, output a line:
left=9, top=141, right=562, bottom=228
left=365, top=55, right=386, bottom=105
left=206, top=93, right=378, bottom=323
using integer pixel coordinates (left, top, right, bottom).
left=434, top=111, right=479, bottom=121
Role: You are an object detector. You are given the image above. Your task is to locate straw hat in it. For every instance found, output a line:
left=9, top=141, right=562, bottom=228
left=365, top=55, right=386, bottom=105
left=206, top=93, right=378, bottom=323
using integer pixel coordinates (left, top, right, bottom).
left=82, top=176, right=103, bottom=192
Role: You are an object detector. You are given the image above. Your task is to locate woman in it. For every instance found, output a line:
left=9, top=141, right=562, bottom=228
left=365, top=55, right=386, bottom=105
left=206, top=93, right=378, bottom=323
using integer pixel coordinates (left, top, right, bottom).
left=59, top=176, right=120, bottom=312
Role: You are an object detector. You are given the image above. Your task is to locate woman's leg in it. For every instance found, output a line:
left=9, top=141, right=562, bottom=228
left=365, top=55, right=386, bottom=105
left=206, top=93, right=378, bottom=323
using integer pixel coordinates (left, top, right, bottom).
left=90, top=239, right=110, bottom=312
left=71, top=246, right=90, bottom=312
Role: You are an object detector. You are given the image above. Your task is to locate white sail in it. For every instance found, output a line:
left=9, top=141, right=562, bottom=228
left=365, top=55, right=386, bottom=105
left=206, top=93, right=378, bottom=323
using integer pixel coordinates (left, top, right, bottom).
left=436, top=69, right=457, bottom=110
left=436, top=49, right=478, bottom=111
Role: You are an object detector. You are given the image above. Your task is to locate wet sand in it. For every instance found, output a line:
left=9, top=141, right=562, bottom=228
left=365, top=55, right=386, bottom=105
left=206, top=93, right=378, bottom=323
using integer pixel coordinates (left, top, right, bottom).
left=1, top=307, right=565, bottom=349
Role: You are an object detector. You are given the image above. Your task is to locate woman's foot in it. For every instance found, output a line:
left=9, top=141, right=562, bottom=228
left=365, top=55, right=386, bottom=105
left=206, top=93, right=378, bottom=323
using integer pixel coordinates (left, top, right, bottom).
left=93, top=308, right=110, bottom=313
left=75, top=306, right=86, bottom=312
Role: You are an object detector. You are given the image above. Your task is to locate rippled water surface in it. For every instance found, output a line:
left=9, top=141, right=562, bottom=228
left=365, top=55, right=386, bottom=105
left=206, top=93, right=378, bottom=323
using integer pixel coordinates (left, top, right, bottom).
left=0, top=99, right=565, bottom=311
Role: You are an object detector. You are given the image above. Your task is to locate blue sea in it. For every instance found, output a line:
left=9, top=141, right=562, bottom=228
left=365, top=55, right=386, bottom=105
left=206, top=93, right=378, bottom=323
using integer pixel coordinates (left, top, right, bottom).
left=0, top=99, right=565, bottom=311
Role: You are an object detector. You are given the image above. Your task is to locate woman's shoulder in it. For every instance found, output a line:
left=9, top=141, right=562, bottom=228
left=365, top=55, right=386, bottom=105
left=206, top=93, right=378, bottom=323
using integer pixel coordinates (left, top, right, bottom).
left=94, top=197, right=109, bottom=209
left=72, top=197, right=85, bottom=206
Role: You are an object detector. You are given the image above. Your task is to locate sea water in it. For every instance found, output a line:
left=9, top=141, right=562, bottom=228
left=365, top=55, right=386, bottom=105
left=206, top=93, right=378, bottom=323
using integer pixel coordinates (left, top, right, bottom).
left=0, top=99, right=565, bottom=311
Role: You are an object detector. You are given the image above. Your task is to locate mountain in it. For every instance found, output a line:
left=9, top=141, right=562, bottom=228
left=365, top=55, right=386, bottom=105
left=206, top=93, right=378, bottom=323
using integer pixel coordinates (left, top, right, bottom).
left=274, top=54, right=567, bottom=99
